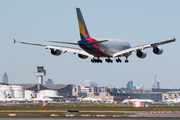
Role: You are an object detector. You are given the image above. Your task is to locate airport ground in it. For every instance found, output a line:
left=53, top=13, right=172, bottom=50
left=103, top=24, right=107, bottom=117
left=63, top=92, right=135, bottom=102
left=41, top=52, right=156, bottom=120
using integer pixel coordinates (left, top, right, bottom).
left=0, top=103, right=180, bottom=119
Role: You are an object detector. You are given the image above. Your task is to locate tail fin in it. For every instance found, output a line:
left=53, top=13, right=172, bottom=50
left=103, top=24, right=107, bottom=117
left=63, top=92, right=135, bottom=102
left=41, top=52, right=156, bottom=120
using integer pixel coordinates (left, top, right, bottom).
left=164, top=96, right=168, bottom=100
left=76, top=8, right=90, bottom=40
left=7, top=94, right=11, bottom=98
left=31, top=94, right=34, bottom=98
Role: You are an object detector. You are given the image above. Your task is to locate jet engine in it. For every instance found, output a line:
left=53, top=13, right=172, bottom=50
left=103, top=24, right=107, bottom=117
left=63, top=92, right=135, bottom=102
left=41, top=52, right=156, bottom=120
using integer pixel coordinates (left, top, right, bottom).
left=50, top=49, right=62, bottom=56
left=153, top=46, right=163, bottom=55
left=136, top=50, right=147, bottom=58
left=78, top=54, right=88, bottom=59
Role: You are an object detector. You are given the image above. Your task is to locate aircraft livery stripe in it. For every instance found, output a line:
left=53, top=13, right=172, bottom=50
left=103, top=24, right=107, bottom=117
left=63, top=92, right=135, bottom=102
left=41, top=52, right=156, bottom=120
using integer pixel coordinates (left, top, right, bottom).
left=78, top=19, right=86, bottom=40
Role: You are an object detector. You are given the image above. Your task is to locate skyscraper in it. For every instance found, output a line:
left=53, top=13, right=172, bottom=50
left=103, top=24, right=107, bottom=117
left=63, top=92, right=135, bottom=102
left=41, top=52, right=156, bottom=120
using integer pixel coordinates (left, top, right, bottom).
left=126, top=76, right=133, bottom=89
left=84, top=79, right=90, bottom=87
left=157, top=80, right=160, bottom=89
left=153, top=74, right=160, bottom=89
left=2, top=72, right=8, bottom=84
left=126, top=81, right=133, bottom=89
left=153, top=74, right=157, bottom=89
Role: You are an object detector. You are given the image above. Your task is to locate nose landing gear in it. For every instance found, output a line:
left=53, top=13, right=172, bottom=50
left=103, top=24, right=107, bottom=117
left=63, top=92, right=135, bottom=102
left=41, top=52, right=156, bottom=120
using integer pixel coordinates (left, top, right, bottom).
left=125, top=56, right=129, bottom=63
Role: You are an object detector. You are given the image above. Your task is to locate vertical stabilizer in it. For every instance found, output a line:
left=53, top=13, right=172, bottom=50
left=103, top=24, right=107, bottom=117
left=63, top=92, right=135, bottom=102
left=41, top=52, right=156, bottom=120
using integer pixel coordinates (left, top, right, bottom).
left=76, top=8, right=90, bottom=40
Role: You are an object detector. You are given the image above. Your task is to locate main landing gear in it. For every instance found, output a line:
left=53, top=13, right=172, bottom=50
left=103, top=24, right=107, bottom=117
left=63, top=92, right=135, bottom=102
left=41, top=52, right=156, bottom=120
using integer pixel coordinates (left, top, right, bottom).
left=91, top=57, right=102, bottom=63
left=91, top=57, right=129, bottom=63
left=105, top=58, right=113, bottom=63
left=115, top=57, right=129, bottom=63
left=116, top=58, right=122, bottom=63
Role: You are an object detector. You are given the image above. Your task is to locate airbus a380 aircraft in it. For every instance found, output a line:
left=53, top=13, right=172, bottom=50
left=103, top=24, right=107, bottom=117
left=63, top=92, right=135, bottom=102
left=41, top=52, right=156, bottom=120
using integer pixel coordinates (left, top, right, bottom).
left=14, top=8, right=175, bottom=63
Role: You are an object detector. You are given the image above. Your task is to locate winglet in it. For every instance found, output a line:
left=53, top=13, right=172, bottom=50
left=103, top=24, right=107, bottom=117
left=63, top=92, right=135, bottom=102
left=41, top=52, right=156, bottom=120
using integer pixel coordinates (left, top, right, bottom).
left=173, top=36, right=176, bottom=41
left=13, top=39, right=16, bottom=44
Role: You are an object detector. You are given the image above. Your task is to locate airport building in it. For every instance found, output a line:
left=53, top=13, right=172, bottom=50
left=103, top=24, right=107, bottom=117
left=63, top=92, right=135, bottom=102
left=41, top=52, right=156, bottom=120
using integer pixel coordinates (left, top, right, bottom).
left=111, top=92, right=162, bottom=102
left=0, top=84, right=75, bottom=102
left=162, top=91, right=180, bottom=101
left=10, top=84, right=73, bottom=99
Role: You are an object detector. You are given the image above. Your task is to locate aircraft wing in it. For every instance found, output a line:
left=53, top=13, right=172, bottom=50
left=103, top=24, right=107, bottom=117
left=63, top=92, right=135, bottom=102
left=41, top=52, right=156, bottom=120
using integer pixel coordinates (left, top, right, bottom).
left=14, top=40, right=94, bottom=57
left=113, top=38, right=176, bottom=57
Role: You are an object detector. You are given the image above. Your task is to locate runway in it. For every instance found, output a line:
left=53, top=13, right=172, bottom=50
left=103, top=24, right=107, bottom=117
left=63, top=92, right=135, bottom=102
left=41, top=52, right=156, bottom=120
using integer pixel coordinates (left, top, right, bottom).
left=0, top=110, right=180, bottom=119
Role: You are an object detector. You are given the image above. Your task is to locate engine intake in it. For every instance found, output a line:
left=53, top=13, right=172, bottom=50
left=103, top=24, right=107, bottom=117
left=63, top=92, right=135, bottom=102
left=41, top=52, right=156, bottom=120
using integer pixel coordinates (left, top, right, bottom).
left=153, top=46, right=163, bottom=55
left=78, top=54, right=88, bottom=59
left=51, top=49, right=62, bottom=56
left=136, top=50, right=147, bottom=58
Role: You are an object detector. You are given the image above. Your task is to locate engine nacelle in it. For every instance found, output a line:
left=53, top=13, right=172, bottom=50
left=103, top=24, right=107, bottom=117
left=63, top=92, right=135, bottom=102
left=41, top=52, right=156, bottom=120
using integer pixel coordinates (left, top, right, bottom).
left=153, top=46, right=163, bottom=55
left=78, top=54, right=88, bottom=59
left=50, top=49, right=62, bottom=56
left=136, top=50, right=147, bottom=58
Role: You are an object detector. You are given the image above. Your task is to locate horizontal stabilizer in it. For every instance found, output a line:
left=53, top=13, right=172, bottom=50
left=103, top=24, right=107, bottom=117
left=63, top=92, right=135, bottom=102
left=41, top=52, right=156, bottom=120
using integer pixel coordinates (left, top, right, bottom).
left=49, top=40, right=108, bottom=45
left=84, top=40, right=108, bottom=45
left=49, top=41, right=78, bottom=45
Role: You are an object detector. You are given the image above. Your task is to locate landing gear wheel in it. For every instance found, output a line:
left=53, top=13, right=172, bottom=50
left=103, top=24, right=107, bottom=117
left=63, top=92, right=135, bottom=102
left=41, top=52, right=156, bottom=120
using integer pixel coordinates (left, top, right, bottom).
left=91, top=57, right=102, bottom=63
left=105, top=58, right=113, bottom=63
left=116, top=58, right=122, bottom=63
left=125, top=60, right=129, bottom=63
left=125, top=56, right=129, bottom=63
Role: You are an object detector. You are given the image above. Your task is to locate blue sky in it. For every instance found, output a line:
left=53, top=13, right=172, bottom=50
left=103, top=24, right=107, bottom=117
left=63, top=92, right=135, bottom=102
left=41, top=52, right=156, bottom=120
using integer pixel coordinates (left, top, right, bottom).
left=0, top=0, right=179, bottom=89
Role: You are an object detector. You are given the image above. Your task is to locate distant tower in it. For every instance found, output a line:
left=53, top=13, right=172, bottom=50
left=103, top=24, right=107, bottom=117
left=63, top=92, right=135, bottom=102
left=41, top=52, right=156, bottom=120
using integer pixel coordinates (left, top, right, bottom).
left=32, top=66, right=46, bottom=85
left=2, top=72, right=8, bottom=84
left=153, top=74, right=157, bottom=89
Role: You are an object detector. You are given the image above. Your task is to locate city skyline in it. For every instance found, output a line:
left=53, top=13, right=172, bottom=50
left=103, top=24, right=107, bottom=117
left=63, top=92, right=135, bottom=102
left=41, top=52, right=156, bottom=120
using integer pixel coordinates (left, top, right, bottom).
left=0, top=1, right=179, bottom=88
left=0, top=72, right=174, bottom=89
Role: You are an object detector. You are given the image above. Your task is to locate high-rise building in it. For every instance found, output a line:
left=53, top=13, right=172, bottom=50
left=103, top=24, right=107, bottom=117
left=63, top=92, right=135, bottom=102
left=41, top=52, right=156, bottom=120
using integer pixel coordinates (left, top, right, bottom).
left=126, top=81, right=133, bottom=89
left=90, top=82, right=97, bottom=87
left=84, top=79, right=90, bottom=87
left=45, top=79, right=54, bottom=85
left=135, top=84, right=144, bottom=89
left=126, top=77, right=133, bottom=89
left=153, top=74, right=160, bottom=89
left=157, top=80, right=160, bottom=89
left=153, top=74, right=157, bottom=89
left=2, top=72, right=8, bottom=84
